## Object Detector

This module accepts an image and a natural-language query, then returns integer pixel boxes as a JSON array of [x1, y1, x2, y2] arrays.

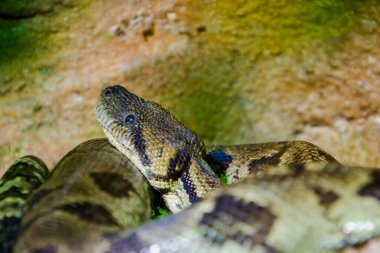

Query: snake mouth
[[103, 126, 134, 155], [95, 100, 134, 155]]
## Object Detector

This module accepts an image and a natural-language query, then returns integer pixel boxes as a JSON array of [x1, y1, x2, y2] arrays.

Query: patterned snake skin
[[107, 163, 380, 253], [1, 85, 380, 252], [1, 139, 153, 253], [0, 156, 49, 253]]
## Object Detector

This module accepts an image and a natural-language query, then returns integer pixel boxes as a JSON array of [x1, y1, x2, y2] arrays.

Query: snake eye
[[104, 88, 112, 96], [124, 114, 136, 125]]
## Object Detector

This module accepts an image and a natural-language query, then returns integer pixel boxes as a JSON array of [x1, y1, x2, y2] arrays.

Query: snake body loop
[[0, 156, 49, 253], [13, 139, 153, 253]]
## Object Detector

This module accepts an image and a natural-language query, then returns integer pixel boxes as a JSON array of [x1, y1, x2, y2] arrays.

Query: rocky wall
[[1, 0, 379, 172]]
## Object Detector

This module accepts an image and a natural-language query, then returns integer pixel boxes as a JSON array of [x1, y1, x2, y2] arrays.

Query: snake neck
[[162, 156, 222, 213], [103, 122, 222, 213]]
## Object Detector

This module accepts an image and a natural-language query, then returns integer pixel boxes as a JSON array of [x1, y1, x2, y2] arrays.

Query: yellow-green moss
[[0, 18, 56, 97], [0, 21, 39, 66], [192, 0, 371, 56]]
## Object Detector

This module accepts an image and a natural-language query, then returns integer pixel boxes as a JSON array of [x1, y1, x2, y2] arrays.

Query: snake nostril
[[104, 88, 112, 96]]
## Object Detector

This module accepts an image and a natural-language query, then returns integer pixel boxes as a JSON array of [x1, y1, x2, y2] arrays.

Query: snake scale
[[0, 85, 379, 253]]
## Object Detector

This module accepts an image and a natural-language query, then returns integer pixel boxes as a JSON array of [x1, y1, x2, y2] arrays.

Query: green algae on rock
[[190, 0, 371, 56]]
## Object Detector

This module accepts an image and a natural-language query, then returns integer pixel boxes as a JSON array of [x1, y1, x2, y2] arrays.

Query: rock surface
[[0, 0, 75, 19], [0, 0, 379, 171]]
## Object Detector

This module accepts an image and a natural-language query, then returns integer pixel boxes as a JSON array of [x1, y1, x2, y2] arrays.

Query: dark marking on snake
[[23, 155, 49, 173], [180, 167, 198, 203], [248, 145, 289, 172], [358, 170, 380, 201], [206, 147, 233, 179], [131, 127, 151, 167], [312, 186, 339, 208], [1, 162, 46, 183], [199, 194, 276, 247], [154, 148, 190, 182], [0, 217, 21, 253], [0, 185, 31, 200], [106, 232, 146, 253], [168, 148, 190, 177], [90, 172, 136, 198], [58, 202, 119, 226], [32, 245, 57, 253], [289, 163, 305, 176], [206, 147, 233, 169]]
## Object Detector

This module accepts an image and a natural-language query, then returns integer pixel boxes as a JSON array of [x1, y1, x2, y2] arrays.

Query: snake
[[1, 138, 154, 253], [1, 84, 380, 253]]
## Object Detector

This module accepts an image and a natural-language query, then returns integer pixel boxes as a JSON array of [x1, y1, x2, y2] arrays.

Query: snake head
[[95, 85, 206, 190]]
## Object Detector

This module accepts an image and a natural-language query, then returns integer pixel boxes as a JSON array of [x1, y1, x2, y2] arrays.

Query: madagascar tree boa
[[1, 85, 380, 253]]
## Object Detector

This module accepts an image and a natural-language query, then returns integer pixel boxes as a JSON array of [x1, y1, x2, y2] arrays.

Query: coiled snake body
[[1, 85, 380, 253]]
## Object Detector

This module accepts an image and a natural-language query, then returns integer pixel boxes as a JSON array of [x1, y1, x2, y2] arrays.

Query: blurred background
[[1, 0, 380, 174]]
